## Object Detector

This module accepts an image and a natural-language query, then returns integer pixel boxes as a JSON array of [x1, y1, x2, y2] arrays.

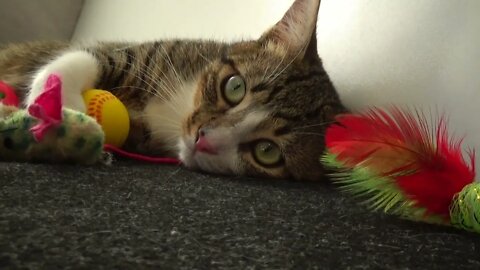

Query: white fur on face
[[144, 79, 197, 153], [178, 110, 269, 175]]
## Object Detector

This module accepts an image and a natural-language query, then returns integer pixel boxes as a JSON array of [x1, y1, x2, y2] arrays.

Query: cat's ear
[[260, 0, 320, 61]]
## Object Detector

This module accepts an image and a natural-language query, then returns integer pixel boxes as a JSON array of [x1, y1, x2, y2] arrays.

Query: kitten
[[0, 0, 346, 180]]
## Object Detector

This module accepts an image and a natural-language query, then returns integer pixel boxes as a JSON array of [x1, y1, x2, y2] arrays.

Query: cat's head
[[178, 0, 346, 180]]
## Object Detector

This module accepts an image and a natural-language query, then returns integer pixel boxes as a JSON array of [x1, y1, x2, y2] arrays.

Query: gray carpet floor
[[1, 160, 480, 269]]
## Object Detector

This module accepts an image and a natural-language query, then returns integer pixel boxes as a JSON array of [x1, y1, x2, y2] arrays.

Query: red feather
[[326, 107, 475, 217]]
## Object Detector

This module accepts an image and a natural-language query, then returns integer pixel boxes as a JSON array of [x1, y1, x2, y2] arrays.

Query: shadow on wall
[[0, 0, 84, 44]]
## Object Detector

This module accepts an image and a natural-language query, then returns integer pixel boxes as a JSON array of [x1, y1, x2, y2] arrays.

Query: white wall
[[316, 0, 480, 161], [74, 0, 480, 164], [73, 0, 293, 42]]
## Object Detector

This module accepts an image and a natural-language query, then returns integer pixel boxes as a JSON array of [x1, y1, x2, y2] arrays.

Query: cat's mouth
[[178, 137, 218, 166], [178, 137, 211, 166], [178, 135, 241, 175]]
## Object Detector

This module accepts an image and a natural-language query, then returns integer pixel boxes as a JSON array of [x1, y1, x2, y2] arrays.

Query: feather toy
[[321, 107, 480, 233]]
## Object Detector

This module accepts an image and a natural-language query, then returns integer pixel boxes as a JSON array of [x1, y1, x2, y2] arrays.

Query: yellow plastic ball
[[82, 89, 130, 147]]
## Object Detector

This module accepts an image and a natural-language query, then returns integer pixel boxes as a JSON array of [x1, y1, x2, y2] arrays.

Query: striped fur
[[0, 0, 346, 180]]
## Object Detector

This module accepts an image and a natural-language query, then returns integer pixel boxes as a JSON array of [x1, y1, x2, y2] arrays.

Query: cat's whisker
[[139, 115, 182, 130], [97, 55, 182, 114], [140, 50, 179, 99], [97, 52, 173, 101], [149, 133, 181, 144], [267, 40, 309, 84], [148, 131, 181, 147], [294, 132, 326, 137], [263, 40, 291, 85], [136, 113, 181, 126], [196, 47, 213, 65], [123, 53, 180, 103], [113, 45, 136, 51], [107, 85, 151, 93], [149, 129, 181, 137], [140, 113, 183, 133], [261, 66, 270, 84], [136, 55, 190, 117], [159, 44, 184, 87], [293, 121, 336, 130], [126, 71, 174, 104], [265, 43, 290, 83], [127, 52, 176, 96], [264, 58, 282, 85], [142, 67, 178, 105], [108, 84, 177, 110], [96, 56, 164, 99]]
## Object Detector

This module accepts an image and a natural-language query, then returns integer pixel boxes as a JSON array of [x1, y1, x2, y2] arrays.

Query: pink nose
[[195, 130, 218, 155]]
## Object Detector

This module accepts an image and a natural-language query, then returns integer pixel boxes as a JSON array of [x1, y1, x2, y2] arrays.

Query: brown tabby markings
[[0, 0, 347, 180]]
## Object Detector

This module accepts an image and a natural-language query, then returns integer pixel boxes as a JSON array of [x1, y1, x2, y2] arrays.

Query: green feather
[[450, 183, 480, 233], [321, 152, 447, 225]]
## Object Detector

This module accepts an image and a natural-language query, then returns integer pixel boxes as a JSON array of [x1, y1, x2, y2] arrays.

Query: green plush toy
[[0, 106, 105, 165], [0, 74, 106, 165]]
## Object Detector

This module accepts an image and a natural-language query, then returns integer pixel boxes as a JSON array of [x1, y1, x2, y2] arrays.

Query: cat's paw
[[25, 50, 100, 113], [62, 91, 87, 112], [27, 69, 87, 112]]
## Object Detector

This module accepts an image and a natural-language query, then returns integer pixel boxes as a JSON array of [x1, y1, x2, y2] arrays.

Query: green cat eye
[[253, 140, 282, 167], [223, 75, 246, 105]]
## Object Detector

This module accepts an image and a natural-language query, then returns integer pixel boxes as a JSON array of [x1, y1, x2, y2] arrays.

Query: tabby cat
[[0, 0, 346, 180]]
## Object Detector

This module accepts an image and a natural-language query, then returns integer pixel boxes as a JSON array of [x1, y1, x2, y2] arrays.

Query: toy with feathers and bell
[[321, 107, 480, 234]]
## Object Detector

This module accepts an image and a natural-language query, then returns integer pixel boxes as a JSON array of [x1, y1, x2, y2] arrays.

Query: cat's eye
[[252, 140, 283, 167], [223, 75, 246, 105]]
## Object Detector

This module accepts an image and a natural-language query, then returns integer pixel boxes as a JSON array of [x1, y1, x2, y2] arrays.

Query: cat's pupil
[[253, 140, 282, 167], [223, 75, 246, 105], [260, 144, 272, 153]]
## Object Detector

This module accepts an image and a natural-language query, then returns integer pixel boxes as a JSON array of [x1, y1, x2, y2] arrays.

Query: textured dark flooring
[[1, 161, 480, 269]]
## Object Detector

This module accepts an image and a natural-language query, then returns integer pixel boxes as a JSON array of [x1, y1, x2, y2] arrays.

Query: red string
[[104, 144, 182, 165]]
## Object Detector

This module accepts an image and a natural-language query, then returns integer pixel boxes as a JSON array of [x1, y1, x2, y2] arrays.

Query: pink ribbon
[[28, 74, 63, 141]]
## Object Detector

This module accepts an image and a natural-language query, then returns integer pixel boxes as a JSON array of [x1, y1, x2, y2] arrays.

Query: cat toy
[[321, 107, 480, 234], [0, 80, 19, 107], [0, 75, 180, 165], [83, 89, 129, 147], [0, 75, 105, 164]]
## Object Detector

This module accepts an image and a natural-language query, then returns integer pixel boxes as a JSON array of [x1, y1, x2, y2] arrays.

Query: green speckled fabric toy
[[0, 106, 104, 165], [0, 74, 105, 165]]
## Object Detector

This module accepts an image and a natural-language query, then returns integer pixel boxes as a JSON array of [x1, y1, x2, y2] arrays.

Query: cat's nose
[[195, 128, 218, 155]]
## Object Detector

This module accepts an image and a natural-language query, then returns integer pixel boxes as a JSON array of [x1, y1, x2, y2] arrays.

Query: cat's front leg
[[26, 50, 100, 112]]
